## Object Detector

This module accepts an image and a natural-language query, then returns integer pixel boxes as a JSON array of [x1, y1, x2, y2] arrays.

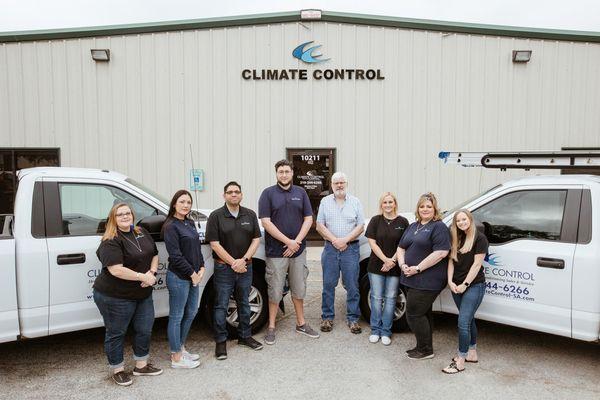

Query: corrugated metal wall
[[1, 21, 600, 215]]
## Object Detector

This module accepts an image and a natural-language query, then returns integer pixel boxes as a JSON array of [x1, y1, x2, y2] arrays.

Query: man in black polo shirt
[[205, 181, 263, 360]]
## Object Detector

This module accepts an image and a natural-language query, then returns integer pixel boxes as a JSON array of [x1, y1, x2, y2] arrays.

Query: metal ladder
[[438, 151, 600, 170]]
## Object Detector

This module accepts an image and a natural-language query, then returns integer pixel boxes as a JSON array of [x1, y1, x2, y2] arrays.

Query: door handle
[[57, 253, 86, 265], [536, 257, 565, 269]]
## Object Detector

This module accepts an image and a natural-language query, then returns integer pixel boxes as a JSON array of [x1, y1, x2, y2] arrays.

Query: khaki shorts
[[265, 250, 309, 303]]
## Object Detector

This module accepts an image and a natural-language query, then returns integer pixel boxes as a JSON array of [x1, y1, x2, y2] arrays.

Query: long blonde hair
[[450, 209, 476, 261], [378, 192, 398, 215], [101, 203, 141, 241], [414, 192, 443, 222]]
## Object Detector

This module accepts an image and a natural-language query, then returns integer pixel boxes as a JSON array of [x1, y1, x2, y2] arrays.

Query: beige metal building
[[1, 11, 600, 216]]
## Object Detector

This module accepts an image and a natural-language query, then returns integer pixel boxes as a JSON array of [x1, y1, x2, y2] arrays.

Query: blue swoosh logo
[[292, 41, 330, 63], [484, 252, 502, 267]]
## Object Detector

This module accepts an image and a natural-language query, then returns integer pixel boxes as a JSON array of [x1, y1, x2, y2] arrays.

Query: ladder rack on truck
[[438, 151, 600, 170]]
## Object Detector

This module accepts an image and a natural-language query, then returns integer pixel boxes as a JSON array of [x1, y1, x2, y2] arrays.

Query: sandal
[[453, 356, 478, 363], [442, 361, 465, 374]]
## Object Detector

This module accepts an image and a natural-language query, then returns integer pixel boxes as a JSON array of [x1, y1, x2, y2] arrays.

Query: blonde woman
[[365, 192, 408, 345], [397, 192, 450, 360], [93, 203, 162, 386], [442, 209, 488, 374]]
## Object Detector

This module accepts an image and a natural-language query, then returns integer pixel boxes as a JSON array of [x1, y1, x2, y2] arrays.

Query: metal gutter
[[1, 10, 599, 43]]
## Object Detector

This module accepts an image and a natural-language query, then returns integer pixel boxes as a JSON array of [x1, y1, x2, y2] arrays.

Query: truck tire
[[202, 261, 269, 338], [359, 274, 409, 332]]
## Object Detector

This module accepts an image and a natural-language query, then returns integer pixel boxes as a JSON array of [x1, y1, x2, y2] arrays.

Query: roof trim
[[1, 10, 600, 43]]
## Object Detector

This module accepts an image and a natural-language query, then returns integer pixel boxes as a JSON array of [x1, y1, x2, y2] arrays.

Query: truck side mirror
[[137, 215, 166, 242]]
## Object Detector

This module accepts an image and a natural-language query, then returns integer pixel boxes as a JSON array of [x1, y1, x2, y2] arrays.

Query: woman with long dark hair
[[442, 209, 488, 374], [94, 202, 162, 386], [163, 190, 205, 369]]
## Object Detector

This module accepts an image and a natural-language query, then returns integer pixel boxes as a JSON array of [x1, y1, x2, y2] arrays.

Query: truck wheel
[[359, 275, 409, 332], [202, 265, 269, 338]]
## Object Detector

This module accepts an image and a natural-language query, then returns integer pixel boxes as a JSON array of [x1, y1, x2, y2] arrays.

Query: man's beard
[[334, 188, 345, 197], [277, 179, 291, 188]]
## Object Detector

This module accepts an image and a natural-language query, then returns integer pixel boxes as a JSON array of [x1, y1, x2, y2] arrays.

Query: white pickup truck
[[358, 174, 600, 342], [0, 167, 269, 343]]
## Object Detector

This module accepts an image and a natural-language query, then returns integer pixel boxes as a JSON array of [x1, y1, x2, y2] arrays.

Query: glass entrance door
[[286, 148, 336, 241]]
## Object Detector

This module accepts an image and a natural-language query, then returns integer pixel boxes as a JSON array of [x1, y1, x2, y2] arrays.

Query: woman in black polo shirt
[[163, 190, 205, 369], [94, 203, 162, 386], [397, 192, 450, 360], [442, 209, 488, 374], [365, 192, 408, 345]]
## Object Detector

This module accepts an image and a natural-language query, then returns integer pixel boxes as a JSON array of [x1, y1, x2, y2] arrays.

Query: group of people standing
[[91, 159, 488, 386]]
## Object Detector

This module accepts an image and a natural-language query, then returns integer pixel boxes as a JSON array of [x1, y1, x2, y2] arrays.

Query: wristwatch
[[244, 257, 250, 263], [415, 266, 421, 274], [463, 281, 470, 287]]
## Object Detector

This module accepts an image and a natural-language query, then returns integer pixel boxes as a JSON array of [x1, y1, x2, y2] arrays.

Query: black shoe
[[133, 363, 163, 376], [238, 336, 264, 351], [407, 350, 435, 360], [215, 341, 227, 360], [405, 346, 418, 354], [112, 371, 133, 386]]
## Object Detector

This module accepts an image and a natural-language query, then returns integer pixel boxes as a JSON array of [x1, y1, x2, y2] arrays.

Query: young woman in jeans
[[442, 209, 488, 374], [163, 190, 205, 369], [94, 203, 162, 386], [365, 192, 408, 345], [397, 193, 450, 360]]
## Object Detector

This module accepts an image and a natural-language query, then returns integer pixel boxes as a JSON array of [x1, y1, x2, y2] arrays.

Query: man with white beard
[[316, 172, 365, 334]]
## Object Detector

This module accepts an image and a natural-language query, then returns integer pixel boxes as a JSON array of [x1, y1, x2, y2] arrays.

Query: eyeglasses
[[421, 192, 435, 200], [225, 190, 241, 195], [116, 211, 132, 218], [333, 181, 347, 185]]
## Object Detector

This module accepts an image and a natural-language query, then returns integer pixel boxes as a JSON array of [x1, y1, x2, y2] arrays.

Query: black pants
[[406, 287, 441, 354]]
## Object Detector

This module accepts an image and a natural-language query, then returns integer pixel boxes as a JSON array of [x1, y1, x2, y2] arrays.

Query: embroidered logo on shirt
[[291, 197, 302, 201], [240, 222, 251, 226]]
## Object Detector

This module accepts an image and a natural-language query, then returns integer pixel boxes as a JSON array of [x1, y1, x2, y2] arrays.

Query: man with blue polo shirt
[[258, 159, 320, 345], [316, 172, 365, 334]]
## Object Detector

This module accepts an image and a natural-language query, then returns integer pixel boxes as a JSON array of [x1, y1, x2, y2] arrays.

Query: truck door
[[441, 188, 578, 338], [42, 179, 167, 335], [0, 216, 19, 343]]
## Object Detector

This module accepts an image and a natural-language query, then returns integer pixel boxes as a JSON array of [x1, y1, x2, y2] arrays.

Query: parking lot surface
[[1, 247, 599, 400]]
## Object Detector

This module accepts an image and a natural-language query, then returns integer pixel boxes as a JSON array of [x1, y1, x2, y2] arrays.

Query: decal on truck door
[[483, 253, 536, 302]]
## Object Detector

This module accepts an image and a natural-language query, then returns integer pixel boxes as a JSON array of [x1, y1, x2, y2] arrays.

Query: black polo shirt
[[205, 204, 261, 262]]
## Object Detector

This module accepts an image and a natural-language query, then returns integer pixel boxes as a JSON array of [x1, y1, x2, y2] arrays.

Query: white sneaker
[[182, 349, 200, 361], [171, 357, 200, 369], [369, 334, 380, 343], [381, 336, 391, 346]]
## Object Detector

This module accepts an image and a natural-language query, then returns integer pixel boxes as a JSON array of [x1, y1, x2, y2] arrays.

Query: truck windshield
[[125, 178, 170, 206], [443, 184, 502, 217]]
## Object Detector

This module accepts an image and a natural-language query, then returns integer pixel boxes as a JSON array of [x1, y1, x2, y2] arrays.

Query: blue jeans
[[451, 282, 486, 357], [93, 289, 155, 369], [321, 241, 360, 323], [213, 263, 252, 343], [167, 270, 200, 353], [368, 273, 399, 337]]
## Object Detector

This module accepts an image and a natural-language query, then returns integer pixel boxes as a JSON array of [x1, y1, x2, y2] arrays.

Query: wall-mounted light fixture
[[300, 9, 322, 20], [512, 50, 532, 63], [91, 49, 110, 62]]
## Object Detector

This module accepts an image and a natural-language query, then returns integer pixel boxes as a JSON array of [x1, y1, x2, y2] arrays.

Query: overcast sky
[[1, 0, 599, 33]]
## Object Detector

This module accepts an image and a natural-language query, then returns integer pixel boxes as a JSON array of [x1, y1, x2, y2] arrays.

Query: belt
[[326, 240, 359, 245]]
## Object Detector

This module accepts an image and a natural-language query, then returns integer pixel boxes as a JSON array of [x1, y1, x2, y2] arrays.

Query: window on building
[[471, 190, 567, 244], [0, 148, 60, 215]]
